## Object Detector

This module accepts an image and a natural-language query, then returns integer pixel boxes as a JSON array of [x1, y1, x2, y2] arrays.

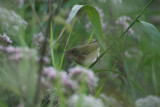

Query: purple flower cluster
[[42, 66, 99, 94], [32, 32, 44, 48], [68, 66, 98, 88], [43, 67, 57, 80], [0, 46, 36, 61], [0, 46, 50, 65], [32, 32, 50, 50], [0, 33, 12, 45], [116, 16, 134, 34]]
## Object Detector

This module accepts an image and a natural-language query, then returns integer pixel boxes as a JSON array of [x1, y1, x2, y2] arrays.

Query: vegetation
[[0, 0, 160, 107]]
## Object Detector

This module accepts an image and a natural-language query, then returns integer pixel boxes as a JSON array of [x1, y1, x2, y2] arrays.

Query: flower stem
[[120, 0, 154, 37]]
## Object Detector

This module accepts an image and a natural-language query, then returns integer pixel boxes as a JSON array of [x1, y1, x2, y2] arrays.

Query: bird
[[65, 41, 100, 66]]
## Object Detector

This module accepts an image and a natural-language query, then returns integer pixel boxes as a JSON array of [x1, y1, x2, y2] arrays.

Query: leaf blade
[[66, 5, 105, 49]]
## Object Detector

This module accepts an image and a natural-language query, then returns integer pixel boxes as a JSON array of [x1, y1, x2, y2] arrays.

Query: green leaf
[[67, 5, 105, 49], [138, 20, 160, 53], [67, 5, 83, 23]]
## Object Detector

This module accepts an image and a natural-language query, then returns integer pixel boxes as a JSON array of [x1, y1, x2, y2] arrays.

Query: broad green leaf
[[67, 5, 83, 23], [67, 5, 105, 49], [138, 20, 160, 53]]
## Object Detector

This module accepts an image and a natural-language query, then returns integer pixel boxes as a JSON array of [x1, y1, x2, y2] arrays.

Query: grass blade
[[50, 21, 56, 67], [59, 17, 76, 71]]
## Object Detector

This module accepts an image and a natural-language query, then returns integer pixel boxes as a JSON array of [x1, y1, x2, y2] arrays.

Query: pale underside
[[83, 47, 99, 65], [74, 47, 100, 66]]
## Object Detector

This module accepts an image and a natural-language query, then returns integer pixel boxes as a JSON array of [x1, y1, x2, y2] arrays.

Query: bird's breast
[[82, 48, 100, 66]]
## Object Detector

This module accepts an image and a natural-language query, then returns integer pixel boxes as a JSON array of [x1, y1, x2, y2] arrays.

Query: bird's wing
[[79, 42, 100, 55]]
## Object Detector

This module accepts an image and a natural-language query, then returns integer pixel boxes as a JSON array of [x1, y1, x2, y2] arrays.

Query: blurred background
[[0, 0, 160, 107]]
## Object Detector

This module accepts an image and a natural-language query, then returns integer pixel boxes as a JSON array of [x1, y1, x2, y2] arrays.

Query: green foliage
[[67, 5, 105, 48], [0, 0, 160, 107], [138, 20, 160, 53], [0, 99, 8, 107]]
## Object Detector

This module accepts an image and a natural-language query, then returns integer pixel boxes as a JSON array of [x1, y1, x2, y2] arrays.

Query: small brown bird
[[65, 41, 100, 66]]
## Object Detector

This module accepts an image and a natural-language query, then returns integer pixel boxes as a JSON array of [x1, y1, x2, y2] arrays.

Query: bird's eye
[[71, 50, 74, 53]]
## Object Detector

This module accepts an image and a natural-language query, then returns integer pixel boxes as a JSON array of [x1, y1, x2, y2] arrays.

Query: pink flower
[[0, 33, 12, 45], [116, 16, 134, 34], [61, 72, 77, 90], [68, 66, 99, 88], [43, 67, 57, 80]]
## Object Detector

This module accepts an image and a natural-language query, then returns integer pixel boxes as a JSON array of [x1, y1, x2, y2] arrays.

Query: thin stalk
[[29, 0, 45, 34], [50, 21, 56, 67], [33, 0, 62, 105], [93, 69, 124, 76], [53, 27, 66, 44], [89, 44, 113, 68], [90, 0, 154, 68], [120, 0, 154, 37], [59, 17, 76, 71], [56, 75, 65, 107], [95, 80, 105, 98], [77, 74, 87, 107]]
